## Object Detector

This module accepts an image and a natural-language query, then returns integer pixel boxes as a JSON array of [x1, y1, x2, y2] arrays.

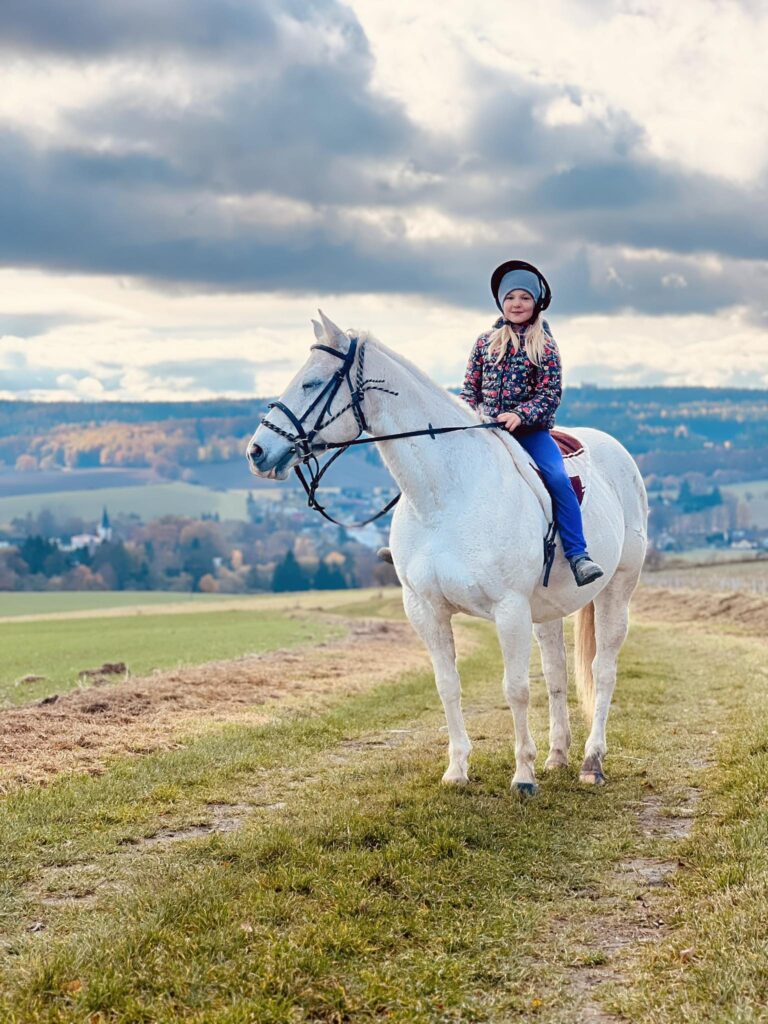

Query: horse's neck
[[362, 341, 524, 517]]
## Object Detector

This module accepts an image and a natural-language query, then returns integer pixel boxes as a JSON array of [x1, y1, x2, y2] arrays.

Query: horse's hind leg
[[580, 567, 639, 785], [534, 618, 571, 770], [402, 587, 471, 784]]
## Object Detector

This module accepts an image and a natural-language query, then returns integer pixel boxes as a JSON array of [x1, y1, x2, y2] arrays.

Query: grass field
[[0, 482, 279, 526], [0, 609, 340, 706], [0, 591, 234, 618], [0, 587, 389, 623], [0, 590, 765, 1021]]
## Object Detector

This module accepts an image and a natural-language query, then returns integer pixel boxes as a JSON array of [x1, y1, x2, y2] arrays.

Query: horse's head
[[247, 310, 369, 479]]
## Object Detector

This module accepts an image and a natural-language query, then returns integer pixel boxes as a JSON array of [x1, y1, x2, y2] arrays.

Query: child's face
[[502, 289, 535, 324]]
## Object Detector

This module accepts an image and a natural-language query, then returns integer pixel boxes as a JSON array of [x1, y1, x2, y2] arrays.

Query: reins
[[258, 336, 558, 585]]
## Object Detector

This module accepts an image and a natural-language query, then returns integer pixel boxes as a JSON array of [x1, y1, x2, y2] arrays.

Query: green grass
[[0, 610, 340, 705], [0, 604, 765, 1021], [0, 587, 398, 621], [0, 591, 234, 618], [0, 483, 279, 526]]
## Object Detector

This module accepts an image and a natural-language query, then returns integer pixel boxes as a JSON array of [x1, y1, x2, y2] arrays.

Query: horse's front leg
[[402, 587, 471, 784], [533, 617, 571, 770], [495, 596, 537, 795]]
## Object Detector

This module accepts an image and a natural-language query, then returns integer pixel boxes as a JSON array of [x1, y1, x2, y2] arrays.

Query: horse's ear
[[311, 318, 325, 343], [318, 309, 347, 349]]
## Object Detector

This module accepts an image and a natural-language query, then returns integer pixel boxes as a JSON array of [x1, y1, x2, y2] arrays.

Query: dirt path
[[0, 616, 451, 787], [631, 584, 768, 632]]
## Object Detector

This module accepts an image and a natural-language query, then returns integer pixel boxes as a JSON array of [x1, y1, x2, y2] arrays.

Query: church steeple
[[98, 506, 112, 542]]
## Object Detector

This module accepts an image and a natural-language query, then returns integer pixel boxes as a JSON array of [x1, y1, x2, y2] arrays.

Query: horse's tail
[[574, 600, 596, 722]]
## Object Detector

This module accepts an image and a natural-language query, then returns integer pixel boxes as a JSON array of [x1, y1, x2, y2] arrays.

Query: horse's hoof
[[513, 782, 539, 797], [545, 755, 569, 771], [579, 770, 606, 786], [442, 770, 469, 786]]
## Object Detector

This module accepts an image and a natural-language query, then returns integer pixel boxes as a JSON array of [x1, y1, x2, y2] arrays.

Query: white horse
[[248, 312, 648, 795]]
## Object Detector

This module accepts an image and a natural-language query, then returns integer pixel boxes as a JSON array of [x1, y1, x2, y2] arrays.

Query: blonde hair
[[487, 315, 550, 367]]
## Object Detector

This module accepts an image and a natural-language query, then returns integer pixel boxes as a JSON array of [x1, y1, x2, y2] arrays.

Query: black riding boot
[[568, 553, 604, 586]]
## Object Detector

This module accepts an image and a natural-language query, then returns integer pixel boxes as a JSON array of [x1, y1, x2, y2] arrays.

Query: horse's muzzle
[[247, 442, 295, 480]]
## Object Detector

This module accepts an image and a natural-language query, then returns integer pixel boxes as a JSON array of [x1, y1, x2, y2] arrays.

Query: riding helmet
[[491, 259, 552, 323]]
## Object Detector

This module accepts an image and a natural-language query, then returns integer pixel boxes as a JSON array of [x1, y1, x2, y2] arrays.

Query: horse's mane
[[347, 329, 550, 512], [350, 329, 480, 423]]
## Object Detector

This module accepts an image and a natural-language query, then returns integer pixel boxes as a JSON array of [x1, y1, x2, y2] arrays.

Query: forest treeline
[[1, 387, 767, 479]]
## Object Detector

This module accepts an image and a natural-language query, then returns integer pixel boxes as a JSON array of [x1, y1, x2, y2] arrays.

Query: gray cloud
[[0, 0, 765, 322], [146, 357, 287, 392], [0, 0, 278, 56], [0, 313, 92, 337], [0, 349, 77, 391]]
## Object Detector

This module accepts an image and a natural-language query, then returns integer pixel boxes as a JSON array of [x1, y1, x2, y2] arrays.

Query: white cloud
[[2, 267, 767, 400], [560, 306, 768, 388], [349, 0, 768, 183]]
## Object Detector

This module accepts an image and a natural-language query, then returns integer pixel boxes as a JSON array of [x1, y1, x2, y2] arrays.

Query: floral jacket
[[459, 318, 562, 431]]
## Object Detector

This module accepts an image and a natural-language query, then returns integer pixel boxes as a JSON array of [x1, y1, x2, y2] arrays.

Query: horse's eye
[[302, 380, 322, 391]]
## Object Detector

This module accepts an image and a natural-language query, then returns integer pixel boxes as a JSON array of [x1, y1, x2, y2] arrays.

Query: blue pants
[[515, 429, 588, 559]]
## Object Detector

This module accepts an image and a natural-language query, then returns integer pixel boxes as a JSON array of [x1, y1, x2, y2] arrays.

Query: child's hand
[[496, 412, 522, 433]]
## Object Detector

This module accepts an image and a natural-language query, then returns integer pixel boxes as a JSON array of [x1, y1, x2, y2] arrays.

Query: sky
[[0, 0, 767, 401]]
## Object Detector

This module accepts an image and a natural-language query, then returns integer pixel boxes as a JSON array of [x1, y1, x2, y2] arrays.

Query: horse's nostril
[[249, 443, 263, 460]]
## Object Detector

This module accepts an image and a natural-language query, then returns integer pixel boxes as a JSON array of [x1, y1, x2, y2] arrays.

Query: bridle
[[256, 335, 558, 584], [260, 336, 396, 461], [258, 336, 401, 527]]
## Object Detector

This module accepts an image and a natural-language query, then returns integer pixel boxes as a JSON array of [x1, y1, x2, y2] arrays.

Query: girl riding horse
[[459, 259, 603, 586]]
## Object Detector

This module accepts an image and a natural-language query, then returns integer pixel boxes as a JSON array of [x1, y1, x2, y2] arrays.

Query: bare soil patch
[[565, 782, 702, 1020], [632, 585, 768, 633], [0, 617, 435, 787]]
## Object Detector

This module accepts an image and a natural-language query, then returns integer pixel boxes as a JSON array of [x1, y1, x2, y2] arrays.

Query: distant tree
[[92, 541, 137, 590], [15, 454, 37, 472], [246, 492, 259, 523], [271, 550, 310, 592], [179, 522, 223, 588], [314, 561, 348, 590], [43, 546, 71, 577], [676, 479, 693, 506], [74, 447, 102, 468], [19, 536, 61, 576], [245, 565, 267, 591], [198, 573, 220, 593], [0, 549, 24, 591], [62, 564, 107, 591]]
